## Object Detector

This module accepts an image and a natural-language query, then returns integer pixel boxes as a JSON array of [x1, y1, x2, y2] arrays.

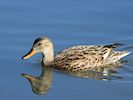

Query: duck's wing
[[52, 45, 115, 71]]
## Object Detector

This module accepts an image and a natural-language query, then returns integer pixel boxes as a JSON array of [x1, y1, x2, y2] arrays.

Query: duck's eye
[[38, 43, 42, 46]]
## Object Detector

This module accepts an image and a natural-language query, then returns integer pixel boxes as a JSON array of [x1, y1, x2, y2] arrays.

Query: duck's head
[[22, 37, 53, 60], [21, 73, 50, 95]]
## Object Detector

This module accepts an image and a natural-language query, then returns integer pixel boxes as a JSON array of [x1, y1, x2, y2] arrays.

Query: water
[[0, 0, 133, 99]]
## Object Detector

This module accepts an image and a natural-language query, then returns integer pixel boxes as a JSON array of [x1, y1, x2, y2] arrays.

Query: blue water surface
[[0, 0, 133, 100]]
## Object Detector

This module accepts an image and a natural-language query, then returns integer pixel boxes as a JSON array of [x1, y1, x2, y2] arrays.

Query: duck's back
[[52, 45, 130, 71]]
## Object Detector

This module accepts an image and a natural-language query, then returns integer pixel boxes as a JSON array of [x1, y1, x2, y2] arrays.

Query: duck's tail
[[104, 43, 124, 48], [108, 51, 131, 63], [117, 51, 131, 60]]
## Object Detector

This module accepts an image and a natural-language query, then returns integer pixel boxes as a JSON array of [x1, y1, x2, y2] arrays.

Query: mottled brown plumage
[[52, 45, 130, 71]]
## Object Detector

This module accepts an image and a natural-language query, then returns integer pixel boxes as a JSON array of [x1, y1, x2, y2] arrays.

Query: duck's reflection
[[22, 62, 122, 95], [22, 67, 52, 95]]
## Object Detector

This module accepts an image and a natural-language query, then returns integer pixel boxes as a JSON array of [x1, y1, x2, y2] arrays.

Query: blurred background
[[0, 0, 133, 100]]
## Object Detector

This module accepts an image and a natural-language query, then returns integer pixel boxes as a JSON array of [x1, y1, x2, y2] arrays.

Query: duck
[[21, 67, 52, 95], [22, 36, 131, 72]]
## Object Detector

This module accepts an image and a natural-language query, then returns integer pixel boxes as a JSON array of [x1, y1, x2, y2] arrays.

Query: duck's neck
[[42, 47, 54, 66]]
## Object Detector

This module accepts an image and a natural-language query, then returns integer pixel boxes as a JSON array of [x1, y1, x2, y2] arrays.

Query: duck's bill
[[22, 49, 36, 60]]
